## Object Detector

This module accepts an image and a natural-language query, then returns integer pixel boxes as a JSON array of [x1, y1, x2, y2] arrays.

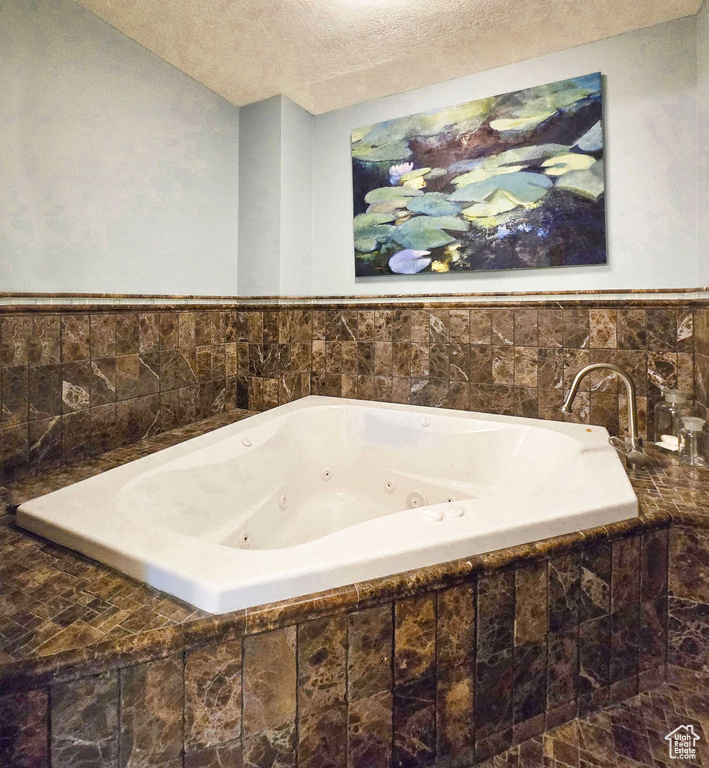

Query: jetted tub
[[17, 396, 638, 613]]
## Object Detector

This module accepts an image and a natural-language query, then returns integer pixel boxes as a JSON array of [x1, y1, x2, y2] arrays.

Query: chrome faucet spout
[[562, 363, 647, 468]]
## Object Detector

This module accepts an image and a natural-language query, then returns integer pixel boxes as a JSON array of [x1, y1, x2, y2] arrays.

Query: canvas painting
[[351, 73, 605, 276]]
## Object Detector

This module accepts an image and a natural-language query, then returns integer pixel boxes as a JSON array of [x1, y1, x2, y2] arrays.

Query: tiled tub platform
[[0, 411, 707, 768]]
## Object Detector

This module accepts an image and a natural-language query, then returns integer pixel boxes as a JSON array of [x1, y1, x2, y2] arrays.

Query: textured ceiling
[[77, 0, 702, 114]]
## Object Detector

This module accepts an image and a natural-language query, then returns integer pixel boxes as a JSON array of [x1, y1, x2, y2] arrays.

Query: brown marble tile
[[648, 351, 678, 396], [393, 676, 435, 768], [563, 309, 590, 349], [477, 570, 515, 660], [589, 309, 617, 349], [409, 344, 429, 378], [491, 309, 514, 346], [548, 552, 580, 633], [467, 344, 491, 384], [0, 688, 48, 768], [115, 393, 160, 444], [436, 582, 475, 670], [669, 525, 709, 604], [179, 312, 197, 348], [243, 627, 296, 737], [29, 364, 61, 420], [392, 343, 411, 378], [297, 704, 347, 768], [639, 596, 667, 671], [374, 342, 393, 377], [62, 315, 90, 362], [89, 315, 116, 359], [578, 615, 611, 698], [91, 403, 119, 454], [538, 309, 563, 347], [298, 613, 346, 717], [62, 409, 92, 463], [538, 387, 564, 421], [357, 342, 375, 375], [61, 360, 91, 413], [90, 358, 117, 406], [394, 594, 436, 684], [390, 309, 410, 342], [29, 416, 62, 471], [610, 607, 639, 685], [514, 346, 538, 388], [119, 655, 184, 768], [184, 741, 243, 768], [429, 309, 449, 343], [449, 309, 469, 343], [29, 316, 61, 366], [580, 542, 611, 622], [115, 354, 160, 400], [348, 603, 393, 702], [678, 307, 694, 352], [492, 346, 514, 385], [537, 347, 563, 390], [161, 349, 197, 391], [514, 640, 547, 723], [115, 314, 140, 355], [242, 723, 295, 768], [515, 560, 547, 645], [347, 691, 392, 768], [1, 365, 29, 425], [185, 639, 242, 751], [475, 648, 514, 739], [156, 312, 179, 351], [1, 422, 30, 480], [138, 313, 160, 353], [375, 310, 393, 341], [514, 308, 538, 347], [547, 629, 578, 710], [469, 309, 491, 345], [448, 343, 469, 381], [428, 343, 448, 380], [436, 665, 474, 768], [640, 529, 669, 600], [611, 536, 641, 612], [51, 672, 118, 768], [646, 308, 677, 352], [668, 596, 708, 673], [1, 316, 31, 367]]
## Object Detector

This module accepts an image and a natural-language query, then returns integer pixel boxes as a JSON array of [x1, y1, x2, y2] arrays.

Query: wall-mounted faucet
[[561, 363, 649, 469]]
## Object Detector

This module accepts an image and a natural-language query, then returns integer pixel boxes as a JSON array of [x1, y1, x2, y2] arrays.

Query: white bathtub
[[17, 396, 637, 614]]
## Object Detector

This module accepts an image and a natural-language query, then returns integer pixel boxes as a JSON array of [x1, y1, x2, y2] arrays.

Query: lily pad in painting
[[364, 186, 423, 204], [406, 193, 462, 217], [555, 167, 604, 200], [354, 213, 397, 252], [392, 215, 469, 250], [449, 172, 552, 205], [542, 153, 596, 176], [388, 249, 433, 274]]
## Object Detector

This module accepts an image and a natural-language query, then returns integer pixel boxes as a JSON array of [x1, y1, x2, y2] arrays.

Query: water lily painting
[[351, 73, 605, 276]]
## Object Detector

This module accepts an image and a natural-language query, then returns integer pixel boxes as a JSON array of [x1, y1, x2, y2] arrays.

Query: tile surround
[[1, 300, 706, 484], [0, 298, 708, 767]]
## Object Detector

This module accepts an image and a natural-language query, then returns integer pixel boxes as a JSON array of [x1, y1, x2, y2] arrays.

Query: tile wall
[[0, 527, 667, 768], [0, 302, 701, 484]]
